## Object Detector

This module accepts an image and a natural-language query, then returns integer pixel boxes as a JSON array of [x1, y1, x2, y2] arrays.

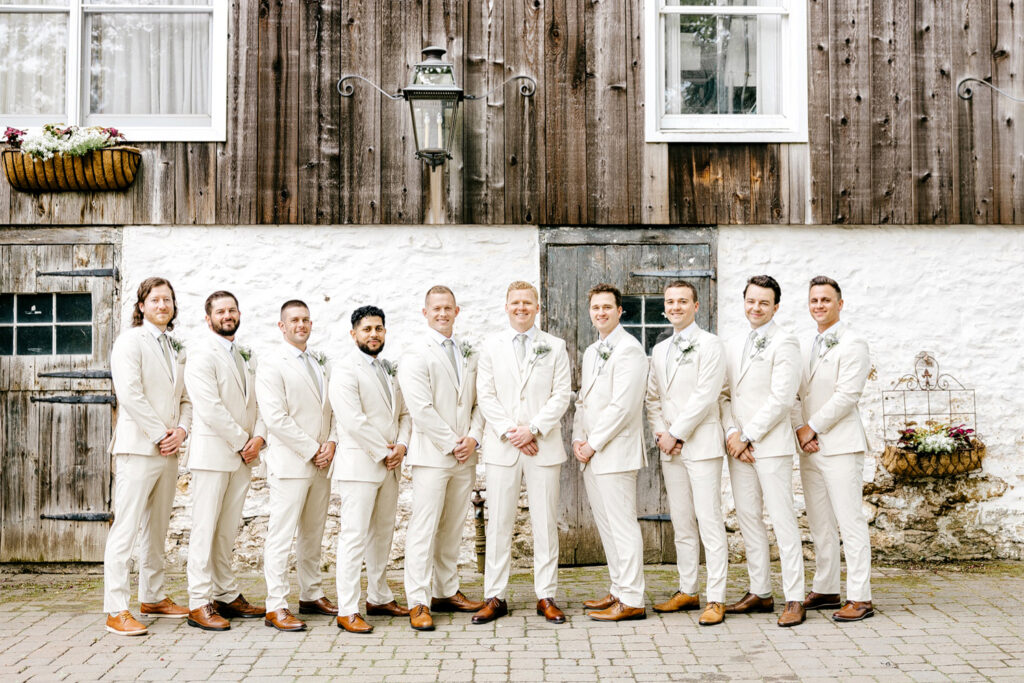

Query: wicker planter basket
[[2, 146, 141, 192], [880, 443, 986, 478]]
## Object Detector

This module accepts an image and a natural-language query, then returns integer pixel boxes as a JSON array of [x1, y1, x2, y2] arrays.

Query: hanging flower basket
[[2, 125, 141, 192], [880, 442, 986, 478]]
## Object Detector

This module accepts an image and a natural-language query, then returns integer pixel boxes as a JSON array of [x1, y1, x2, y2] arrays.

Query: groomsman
[[256, 300, 338, 632], [572, 283, 648, 622], [104, 277, 192, 635], [719, 275, 805, 627], [328, 306, 412, 633], [473, 281, 572, 625], [399, 285, 486, 631], [183, 291, 266, 631], [645, 280, 729, 627], [793, 276, 874, 622]]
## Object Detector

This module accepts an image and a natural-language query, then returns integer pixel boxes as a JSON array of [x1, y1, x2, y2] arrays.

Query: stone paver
[[1, 563, 1023, 681]]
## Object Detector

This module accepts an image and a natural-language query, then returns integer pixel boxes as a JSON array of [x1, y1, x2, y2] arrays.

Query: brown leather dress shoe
[[214, 594, 265, 619], [588, 602, 646, 622], [140, 597, 189, 618], [832, 600, 874, 622], [409, 604, 435, 631], [777, 601, 806, 627], [431, 591, 485, 613], [582, 593, 618, 610], [337, 613, 374, 633], [366, 600, 410, 617], [298, 597, 339, 616], [536, 598, 566, 624], [698, 602, 725, 626], [652, 591, 701, 613], [725, 593, 774, 614], [471, 597, 508, 624], [803, 591, 842, 610], [264, 608, 307, 632], [105, 611, 148, 636], [187, 603, 230, 631]]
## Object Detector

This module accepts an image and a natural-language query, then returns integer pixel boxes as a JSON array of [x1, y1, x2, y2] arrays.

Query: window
[[621, 295, 673, 356], [0, 1, 227, 142], [644, 0, 807, 142], [0, 293, 93, 356]]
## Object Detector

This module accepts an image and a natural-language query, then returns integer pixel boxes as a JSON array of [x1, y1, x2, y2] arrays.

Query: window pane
[[87, 12, 211, 117], [664, 13, 780, 115], [17, 294, 53, 322], [0, 327, 11, 355], [56, 325, 92, 355], [0, 13, 67, 116], [621, 296, 642, 325], [0, 293, 12, 323], [644, 297, 667, 324], [86, 0, 211, 5], [17, 325, 52, 355], [624, 326, 643, 347], [56, 293, 92, 323], [646, 326, 674, 355]]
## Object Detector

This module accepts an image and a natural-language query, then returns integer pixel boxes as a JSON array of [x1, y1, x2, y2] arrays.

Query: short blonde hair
[[506, 281, 539, 302], [425, 284, 456, 305]]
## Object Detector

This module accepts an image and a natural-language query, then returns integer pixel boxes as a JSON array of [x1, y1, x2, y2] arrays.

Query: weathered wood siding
[[0, 0, 1020, 225]]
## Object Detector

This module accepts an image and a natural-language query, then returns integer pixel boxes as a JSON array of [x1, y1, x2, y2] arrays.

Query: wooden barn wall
[[0, 0, 1020, 226]]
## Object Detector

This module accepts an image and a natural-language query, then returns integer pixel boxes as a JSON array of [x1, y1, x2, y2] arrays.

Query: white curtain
[[0, 12, 68, 117]]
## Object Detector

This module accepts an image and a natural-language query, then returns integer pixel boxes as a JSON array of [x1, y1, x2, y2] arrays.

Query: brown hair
[[506, 280, 539, 301], [664, 279, 698, 303], [425, 284, 456, 305], [743, 275, 782, 304], [204, 290, 238, 316], [588, 283, 622, 308], [131, 277, 177, 329], [280, 299, 309, 320], [809, 275, 842, 299]]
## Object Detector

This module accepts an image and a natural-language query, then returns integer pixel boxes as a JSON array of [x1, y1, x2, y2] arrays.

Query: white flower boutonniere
[[381, 359, 398, 377], [309, 349, 328, 366], [673, 336, 697, 364], [750, 335, 769, 359], [597, 341, 612, 362], [236, 344, 252, 363], [459, 340, 475, 359], [820, 333, 839, 355]]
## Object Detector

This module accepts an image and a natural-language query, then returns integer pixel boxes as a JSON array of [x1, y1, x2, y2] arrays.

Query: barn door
[[0, 243, 119, 562], [541, 228, 717, 566]]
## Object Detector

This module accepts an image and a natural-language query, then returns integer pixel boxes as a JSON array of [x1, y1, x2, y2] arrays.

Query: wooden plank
[[667, 144, 698, 224], [624, 0, 644, 224], [992, 0, 1024, 223], [257, 0, 300, 224], [299, 0, 342, 224], [0, 149, 10, 223], [912, 0, 955, 223], [584, 0, 628, 224], [750, 144, 781, 223], [131, 143, 176, 225], [422, 0, 464, 224], [217, 0, 259, 225], [807, 0, 833, 223], [339, 0, 381, 224], [0, 227, 121, 245], [544, 0, 588, 224], [504, 0, 547, 224], [642, 143, 670, 224], [830, 0, 871, 224], [952, 0, 994, 224], [175, 144, 217, 225], [722, 146, 751, 224], [464, 0, 505, 224]]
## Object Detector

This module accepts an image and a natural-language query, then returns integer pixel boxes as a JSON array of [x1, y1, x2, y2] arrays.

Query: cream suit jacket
[[719, 324, 801, 458], [110, 325, 192, 456], [571, 326, 648, 475], [397, 334, 484, 469], [476, 329, 572, 467], [646, 327, 727, 462], [255, 344, 337, 479], [792, 324, 870, 456], [184, 334, 266, 472], [329, 350, 412, 484]]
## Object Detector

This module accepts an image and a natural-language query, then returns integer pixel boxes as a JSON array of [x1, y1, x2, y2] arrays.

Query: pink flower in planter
[[3, 127, 26, 147]]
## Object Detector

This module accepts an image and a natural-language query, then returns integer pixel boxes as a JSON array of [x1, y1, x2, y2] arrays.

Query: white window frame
[[0, 2, 227, 142], [644, 1, 807, 143]]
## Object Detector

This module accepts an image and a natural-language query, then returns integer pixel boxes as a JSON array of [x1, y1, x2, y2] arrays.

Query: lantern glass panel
[[412, 64, 456, 86], [409, 96, 459, 154]]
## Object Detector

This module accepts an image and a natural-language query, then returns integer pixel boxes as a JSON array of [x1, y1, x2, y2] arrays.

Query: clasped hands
[[451, 436, 478, 463], [505, 425, 539, 456], [158, 427, 187, 456], [572, 439, 595, 464], [726, 431, 756, 463], [796, 424, 820, 453], [239, 436, 265, 464], [384, 443, 407, 470], [313, 441, 336, 469]]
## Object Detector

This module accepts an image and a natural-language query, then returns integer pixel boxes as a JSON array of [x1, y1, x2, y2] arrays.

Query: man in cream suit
[[473, 281, 572, 625], [103, 277, 192, 636], [256, 299, 338, 632], [792, 276, 874, 622], [399, 285, 486, 631], [645, 280, 729, 627], [183, 291, 266, 631], [719, 275, 805, 627], [572, 283, 648, 622], [329, 305, 412, 634]]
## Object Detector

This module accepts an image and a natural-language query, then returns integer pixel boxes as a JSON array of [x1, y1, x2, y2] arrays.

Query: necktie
[[672, 334, 687, 364], [302, 352, 321, 398], [158, 333, 174, 375], [443, 338, 459, 376], [810, 334, 823, 372], [372, 359, 393, 408], [743, 330, 758, 359], [514, 333, 527, 365], [231, 344, 246, 393]]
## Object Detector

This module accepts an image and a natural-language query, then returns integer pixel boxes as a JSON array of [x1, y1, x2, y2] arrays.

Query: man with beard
[[183, 291, 267, 630], [328, 305, 412, 633]]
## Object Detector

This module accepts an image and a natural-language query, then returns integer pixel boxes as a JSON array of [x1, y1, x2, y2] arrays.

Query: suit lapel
[[142, 330, 175, 383], [360, 358, 394, 414], [216, 340, 246, 396], [735, 334, 753, 384], [809, 326, 841, 380], [426, 338, 459, 390], [292, 352, 322, 401], [580, 345, 600, 398]]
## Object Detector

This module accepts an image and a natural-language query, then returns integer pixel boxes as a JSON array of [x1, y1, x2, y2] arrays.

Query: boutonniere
[[309, 349, 327, 366], [236, 344, 252, 363], [532, 342, 552, 359], [167, 335, 184, 354], [380, 359, 398, 377], [673, 336, 697, 364], [597, 341, 612, 361], [459, 340, 475, 359], [750, 335, 769, 358], [820, 333, 839, 355]]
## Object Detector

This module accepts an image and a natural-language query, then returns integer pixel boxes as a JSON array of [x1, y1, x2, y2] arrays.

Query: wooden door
[[0, 243, 120, 562], [541, 227, 717, 565]]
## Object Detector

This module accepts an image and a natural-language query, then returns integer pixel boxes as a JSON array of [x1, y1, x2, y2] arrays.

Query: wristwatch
[[529, 424, 541, 437]]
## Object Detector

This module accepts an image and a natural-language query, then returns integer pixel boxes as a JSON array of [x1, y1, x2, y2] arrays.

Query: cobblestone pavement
[[2, 563, 1023, 682]]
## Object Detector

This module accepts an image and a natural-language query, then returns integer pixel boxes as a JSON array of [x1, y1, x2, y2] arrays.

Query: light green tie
[[230, 343, 247, 392], [302, 352, 321, 398], [442, 338, 459, 376], [810, 334, 823, 373], [158, 333, 174, 375], [372, 359, 392, 408], [514, 333, 527, 365]]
